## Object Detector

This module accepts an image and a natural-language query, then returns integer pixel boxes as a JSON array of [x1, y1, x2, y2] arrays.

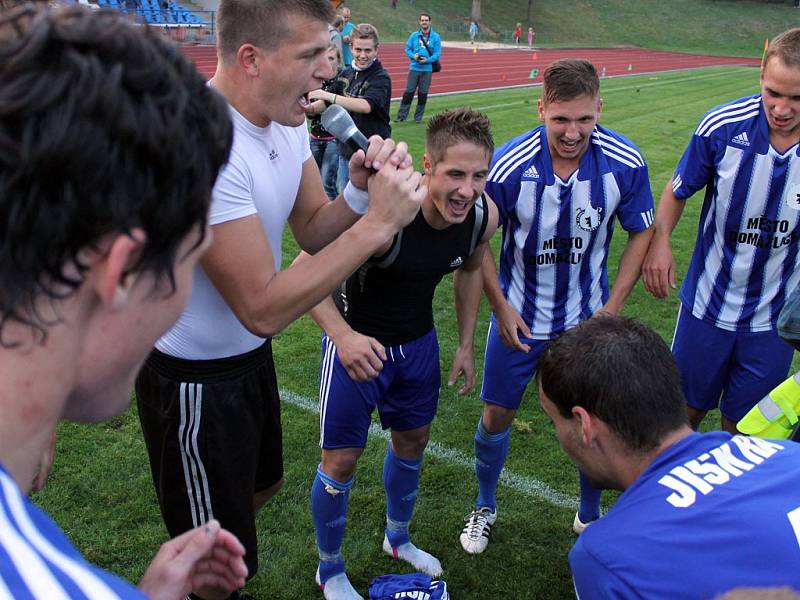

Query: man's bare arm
[[449, 198, 499, 393], [203, 152, 425, 338], [308, 90, 371, 114], [309, 291, 387, 382], [602, 227, 654, 315], [481, 243, 532, 352], [290, 138, 413, 253], [288, 158, 361, 253], [642, 181, 687, 299]]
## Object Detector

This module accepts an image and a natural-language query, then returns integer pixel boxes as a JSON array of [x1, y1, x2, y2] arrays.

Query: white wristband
[[343, 181, 369, 215]]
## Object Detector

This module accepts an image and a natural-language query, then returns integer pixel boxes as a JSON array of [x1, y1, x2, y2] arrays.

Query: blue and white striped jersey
[[673, 94, 800, 333], [570, 433, 800, 599], [0, 465, 145, 599], [486, 124, 654, 340]]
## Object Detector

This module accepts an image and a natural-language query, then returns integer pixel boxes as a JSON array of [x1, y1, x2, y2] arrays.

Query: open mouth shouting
[[769, 112, 796, 130], [558, 137, 583, 155], [448, 197, 472, 220]]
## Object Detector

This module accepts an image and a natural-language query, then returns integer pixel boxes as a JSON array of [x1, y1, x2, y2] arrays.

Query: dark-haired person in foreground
[[308, 108, 498, 600], [538, 315, 800, 599], [460, 58, 654, 554], [134, 0, 424, 596], [0, 6, 247, 599]]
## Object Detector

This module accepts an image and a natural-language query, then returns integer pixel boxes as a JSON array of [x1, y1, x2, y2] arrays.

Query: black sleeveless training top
[[338, 194, 489, 346]]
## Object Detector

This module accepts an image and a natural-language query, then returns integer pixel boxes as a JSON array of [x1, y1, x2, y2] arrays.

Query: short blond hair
[[426, 108, 494, 165], [352, 22, 379, 46], [764, 28, 800, 70], [542, 58, 599, 105]]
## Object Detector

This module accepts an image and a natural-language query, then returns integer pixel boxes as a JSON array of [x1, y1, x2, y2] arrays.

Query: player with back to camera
[[538, 315, 800, 599]]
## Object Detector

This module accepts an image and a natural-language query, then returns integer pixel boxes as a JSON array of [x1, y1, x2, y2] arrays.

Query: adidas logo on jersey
[[269, 148, 279, 160], [449, 256, 463, 268], [731, 132, 750, 147], [522, 165, 539, 179]]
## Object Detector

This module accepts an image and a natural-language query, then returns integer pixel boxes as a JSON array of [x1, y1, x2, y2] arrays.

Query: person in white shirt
[[134, 1, 425, 597]]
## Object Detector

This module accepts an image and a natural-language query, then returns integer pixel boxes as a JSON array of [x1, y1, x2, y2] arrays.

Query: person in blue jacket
[[395, 11, 441, 123], [538, 315, 800, 600]]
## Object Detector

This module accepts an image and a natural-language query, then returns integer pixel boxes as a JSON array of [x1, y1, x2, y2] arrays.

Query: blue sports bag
[[368, 573, 449, 599]]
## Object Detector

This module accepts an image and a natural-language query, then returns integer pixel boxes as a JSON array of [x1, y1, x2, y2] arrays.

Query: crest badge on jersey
[[576, 205, 603, 232], [786, 184, 800, 211]]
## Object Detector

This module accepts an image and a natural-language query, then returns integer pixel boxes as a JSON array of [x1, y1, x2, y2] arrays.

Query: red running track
[[181, 43, 759, 99]]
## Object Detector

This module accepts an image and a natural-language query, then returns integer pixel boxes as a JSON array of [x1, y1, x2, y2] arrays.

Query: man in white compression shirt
[[134, 1, 425, 597]]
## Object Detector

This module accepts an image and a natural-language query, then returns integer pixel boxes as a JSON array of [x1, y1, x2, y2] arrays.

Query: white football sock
[[316, 569, 363, 600], [382, 535, 443, 577]]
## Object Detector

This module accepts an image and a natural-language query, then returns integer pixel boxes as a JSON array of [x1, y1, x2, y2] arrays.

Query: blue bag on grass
[[368, 573, 449, 599]]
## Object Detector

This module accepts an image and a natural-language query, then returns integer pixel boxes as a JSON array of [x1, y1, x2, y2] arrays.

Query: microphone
[[321, 104, 370, 157]]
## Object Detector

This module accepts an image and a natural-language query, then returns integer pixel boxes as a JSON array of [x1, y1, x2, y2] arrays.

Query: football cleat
[[459, 507, 497, 554]]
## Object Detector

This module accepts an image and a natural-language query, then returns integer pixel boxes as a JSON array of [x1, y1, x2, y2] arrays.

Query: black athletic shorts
[[135, 341, 282, 578]]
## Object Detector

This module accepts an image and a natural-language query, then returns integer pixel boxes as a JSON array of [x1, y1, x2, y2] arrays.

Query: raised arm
[[202, 141, 425, 338]]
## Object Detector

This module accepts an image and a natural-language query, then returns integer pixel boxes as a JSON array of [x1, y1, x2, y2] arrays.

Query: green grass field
[[345, 0, 796, 57], [33, 65, 766, 598]]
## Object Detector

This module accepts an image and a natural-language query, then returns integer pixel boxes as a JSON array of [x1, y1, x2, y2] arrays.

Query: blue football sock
[[311, 465, 353, 583], [474, 418, 510, 511], [383, 443, 423, 548], [578, 469, 601, 523]]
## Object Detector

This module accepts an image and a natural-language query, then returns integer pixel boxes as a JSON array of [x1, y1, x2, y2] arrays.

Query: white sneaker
[[572, 511, 597, 535], [382, 535, 443, 577], [315, 567, 363, 600], [459, 507, 497, 554]]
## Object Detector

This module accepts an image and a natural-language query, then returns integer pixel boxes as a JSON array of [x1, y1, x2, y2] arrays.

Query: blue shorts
[[672, 304, 794, 422], [318, 328, 440, 449], [480, 315, 550, 410]]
